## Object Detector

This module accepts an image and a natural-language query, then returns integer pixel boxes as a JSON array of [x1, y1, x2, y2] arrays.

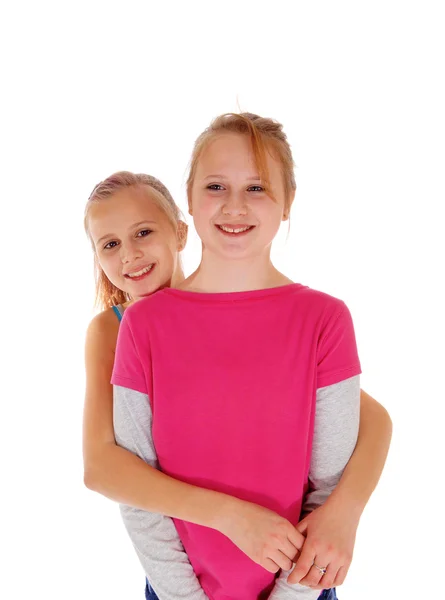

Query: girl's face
[[88, 186, 184, 301], [190, 133, 289, 261]]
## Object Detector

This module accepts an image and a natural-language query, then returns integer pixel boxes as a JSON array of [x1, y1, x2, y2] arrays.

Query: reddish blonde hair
[[84, 171, 183, 310], [187, 113, 296, 213]]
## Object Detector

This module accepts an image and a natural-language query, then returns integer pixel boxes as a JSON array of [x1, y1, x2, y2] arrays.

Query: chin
[[139, 288, 158, 298], [130, 284, 157, 299]]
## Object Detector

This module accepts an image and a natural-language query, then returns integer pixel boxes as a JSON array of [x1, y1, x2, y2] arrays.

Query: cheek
[[261, 200, 285, 221], [193, 196, 219, 230], [150, 239, 177, 263], [256, 206, 284, 237], [193, 213, 212, 239], [194, 191, 220, 214], [98, 254, 121, 282]]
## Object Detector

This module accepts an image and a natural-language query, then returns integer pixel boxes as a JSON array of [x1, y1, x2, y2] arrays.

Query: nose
[[119, 240, 143, 264], [222, 190, 248, 216]]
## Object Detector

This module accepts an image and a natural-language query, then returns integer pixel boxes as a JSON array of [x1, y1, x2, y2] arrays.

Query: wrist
[[207, 493, 243, 534], [325, 487, 365, 523]]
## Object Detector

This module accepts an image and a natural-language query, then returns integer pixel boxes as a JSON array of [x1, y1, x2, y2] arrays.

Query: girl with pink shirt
[[84, 115, 391, 600]]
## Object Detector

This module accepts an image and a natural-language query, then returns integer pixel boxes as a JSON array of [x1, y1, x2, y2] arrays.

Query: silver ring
[[313, 562, 327, 576]]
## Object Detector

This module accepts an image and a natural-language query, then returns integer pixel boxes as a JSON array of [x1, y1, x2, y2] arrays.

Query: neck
[[171, 264, 186, 289], [181, 248, 292, 293]]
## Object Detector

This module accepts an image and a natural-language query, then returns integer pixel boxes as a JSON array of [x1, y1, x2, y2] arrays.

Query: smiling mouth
[[124, 264, 155, 280], [216, 224, 255, 236]]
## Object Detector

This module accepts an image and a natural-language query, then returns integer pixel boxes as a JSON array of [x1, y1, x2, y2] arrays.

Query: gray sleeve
[[269, 376, 360, 600], [113, 385, 209, 600]]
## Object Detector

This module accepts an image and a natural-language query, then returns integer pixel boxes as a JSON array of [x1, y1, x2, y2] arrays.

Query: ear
[[177, 220, 188, 251]]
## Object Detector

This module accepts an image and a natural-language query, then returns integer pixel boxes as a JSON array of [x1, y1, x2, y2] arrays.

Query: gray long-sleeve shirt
[[113, 375, 360, 600]]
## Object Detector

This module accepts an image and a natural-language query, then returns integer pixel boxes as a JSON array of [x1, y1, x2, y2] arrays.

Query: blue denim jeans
[[145, 579, 337, 599], [144, 580, 157, 600]]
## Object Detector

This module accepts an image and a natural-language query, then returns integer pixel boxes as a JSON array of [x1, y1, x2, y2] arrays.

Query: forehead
[[88, 186, 168, 240], [195, 133, 282, 181]]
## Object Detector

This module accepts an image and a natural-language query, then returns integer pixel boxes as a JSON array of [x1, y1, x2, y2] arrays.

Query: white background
[[1, 1, 444, 599]]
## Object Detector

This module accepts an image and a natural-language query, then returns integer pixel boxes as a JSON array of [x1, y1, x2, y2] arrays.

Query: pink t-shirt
[[112, 283, 361, 600]]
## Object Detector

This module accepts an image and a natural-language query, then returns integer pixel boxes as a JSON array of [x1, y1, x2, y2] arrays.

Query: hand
[[217, 499, 305, 573], [287, 501, 359, 590]]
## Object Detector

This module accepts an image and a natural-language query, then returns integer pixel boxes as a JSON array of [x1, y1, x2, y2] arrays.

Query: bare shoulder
[[86, 308, 120, 354]]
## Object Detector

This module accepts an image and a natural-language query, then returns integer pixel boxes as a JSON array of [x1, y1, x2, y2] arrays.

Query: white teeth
[[219, 225, 252, 233], [127, 265, 153, 278]]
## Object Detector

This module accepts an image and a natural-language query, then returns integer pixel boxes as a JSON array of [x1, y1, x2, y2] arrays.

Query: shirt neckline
[[162, 282, 305, 303]]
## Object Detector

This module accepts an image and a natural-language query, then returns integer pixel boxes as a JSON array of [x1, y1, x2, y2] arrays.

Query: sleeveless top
[[112, 304, 125, 322]]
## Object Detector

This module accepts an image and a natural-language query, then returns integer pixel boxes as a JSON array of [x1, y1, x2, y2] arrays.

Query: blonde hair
[[85, 171, 183, 310], [187, 112, 296, 214]]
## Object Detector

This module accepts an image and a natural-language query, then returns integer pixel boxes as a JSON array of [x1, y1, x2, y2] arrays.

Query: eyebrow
[[96, 221, 157, 245], [204, 174, 261, 181]]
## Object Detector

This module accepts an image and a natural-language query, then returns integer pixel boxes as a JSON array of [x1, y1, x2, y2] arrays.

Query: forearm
[[112, 385, 210, 599], [85, 443, 238, 530], [323, 390, 392, 519], [270, 377, 360, 599], [302, 376, 361, 516]]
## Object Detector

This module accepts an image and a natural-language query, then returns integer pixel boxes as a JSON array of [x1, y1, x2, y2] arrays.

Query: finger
[[299, 554, 330, 588], [287, 527, 306, 554], [279, 536, 302, 562], [296, 518, 309, 535], [333, 565, 349, 586], [263, 557, 281, 574], [286, 542, 316, 584], [310, 563, 339, 590], [269, 549, 294, 572], [298, 564, 325, 588]]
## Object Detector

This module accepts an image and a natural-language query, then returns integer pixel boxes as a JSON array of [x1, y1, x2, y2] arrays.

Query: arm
[[113, 384, 209, 600], [320, 388, 392, 520], [83, 313, 209, 599], [281, 301, 392, 593], [295, 388, 392, 593], [280, 389, 391, 597], [83, 312, 235, 527], [289, 386, 392, 591], [83, 313, 304, 577], [269, 376, 361, 599]]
